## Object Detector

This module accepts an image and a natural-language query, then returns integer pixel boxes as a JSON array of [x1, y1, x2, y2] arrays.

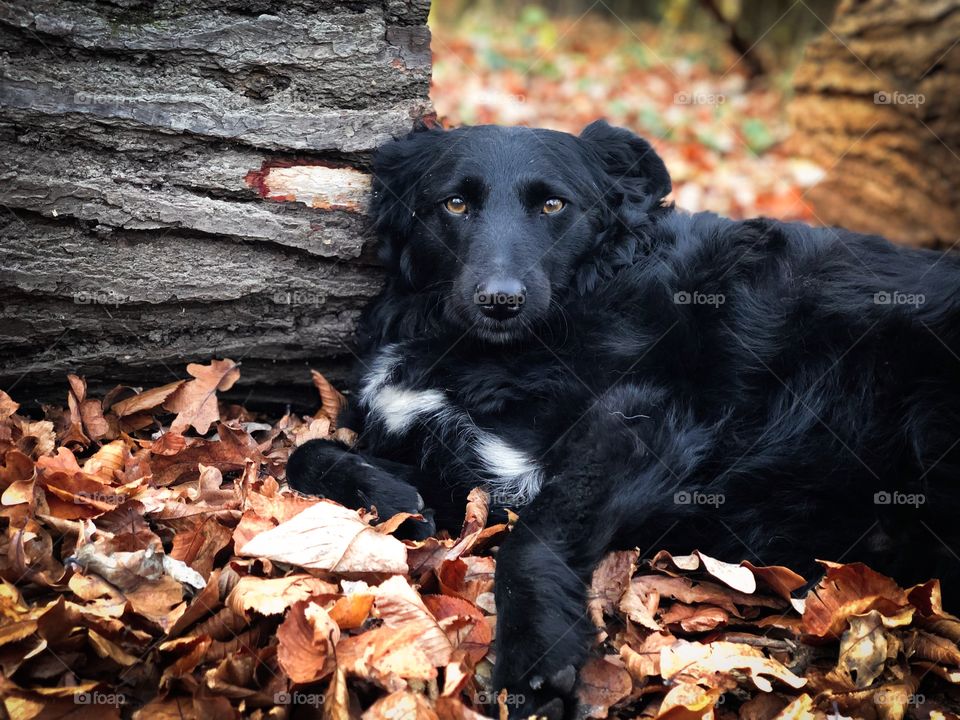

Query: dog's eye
[[444, 196, 468, 215], [543, 198, 565, 214]]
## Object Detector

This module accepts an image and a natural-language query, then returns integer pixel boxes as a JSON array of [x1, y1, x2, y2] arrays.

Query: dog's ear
[[579, 119, 671, 219], [370, 124, 444, 275]]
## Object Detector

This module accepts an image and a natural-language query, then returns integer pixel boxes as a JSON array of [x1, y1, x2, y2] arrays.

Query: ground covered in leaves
[[2, 361, 960, 719], [430, 8, 822, 222]]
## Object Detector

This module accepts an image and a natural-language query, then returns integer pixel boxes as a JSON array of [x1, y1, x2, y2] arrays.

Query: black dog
[[287, 120, 960, 717]]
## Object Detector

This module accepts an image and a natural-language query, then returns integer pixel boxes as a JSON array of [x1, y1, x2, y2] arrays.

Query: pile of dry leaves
[[1, 360, 959, 719]]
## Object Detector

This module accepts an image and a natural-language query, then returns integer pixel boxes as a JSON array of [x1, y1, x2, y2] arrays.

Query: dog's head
[[370, 120, 671, 343]]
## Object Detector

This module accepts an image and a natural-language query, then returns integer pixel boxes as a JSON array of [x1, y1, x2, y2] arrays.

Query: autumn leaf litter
[[1, 361, 959, 719]]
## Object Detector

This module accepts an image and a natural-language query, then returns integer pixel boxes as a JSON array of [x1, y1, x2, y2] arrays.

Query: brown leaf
[[324, 666, 352, 720], [802, 562, 908, 638], [0, 390, 19, 421], [576, 656, 633, 718], [620, 581, 662, 631], [435, 697, 490, 720], [591, 549, 639, 624], [15, 419, 56, 458], [170, 516, 233, 579], [363, 691, 439, 720], [164, 359, 240, 435], [660, 640, 807, 692], [659, 603, 729, 632], [904, 628, 960, 666], [834, 610, 894, 689], [621, 631, 677, 682], [656, 683, 721, 719], [111, 380, 185, 417], [237, 500, 408, 574], [422, 594, 491, 663], [653, 550, 758, 594], [336, 576, 470, 690], [311, 369, 347, 426], [80, 440, 128, 483], [327, 593, 375, 629], [630, 575, 782, 616], [908, 579, 960, 643], [276, 599, 339, 683], [226, 574, 338, 617], [80, 399, 111, 441], [741, 561, 807, 601]]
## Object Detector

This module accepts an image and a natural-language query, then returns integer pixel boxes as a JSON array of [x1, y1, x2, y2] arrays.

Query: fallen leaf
[[164, 359, 240, 435], [803, 562, 908, 638], [276, 599, 339, 683], [237, 499, 408, 574], [660, 640, 807, 692], [577, 656, 633, 718], [226, 574, 338, 617]]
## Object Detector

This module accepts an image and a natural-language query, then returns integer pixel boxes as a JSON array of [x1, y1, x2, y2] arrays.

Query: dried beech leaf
[[227, 574, 338, 617], [237, 500, 408, 574], [111, 380, 185, 417], [835, 610, 891, 689], [164, 359, 240, 435], [803, 562, 908, 638], [276, 599, 339, 683], [311, 369, 346, 426], [576, 656, 633, 718], [660, 639, 806, 693]]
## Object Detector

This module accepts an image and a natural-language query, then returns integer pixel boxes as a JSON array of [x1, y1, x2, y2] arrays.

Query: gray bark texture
[[0, 0, 433, 411]]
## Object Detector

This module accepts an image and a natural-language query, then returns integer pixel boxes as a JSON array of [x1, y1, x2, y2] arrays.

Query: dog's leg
[[491, 385, 712, 718], [286, 439, 436, 540]]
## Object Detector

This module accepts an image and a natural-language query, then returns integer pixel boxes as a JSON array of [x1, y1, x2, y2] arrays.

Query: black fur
[[288, 120, 960, 717]]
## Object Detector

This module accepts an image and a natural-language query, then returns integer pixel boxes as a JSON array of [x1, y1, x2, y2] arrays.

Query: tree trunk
[[788, 0, 960, 248], [0, 0, 432, 412]]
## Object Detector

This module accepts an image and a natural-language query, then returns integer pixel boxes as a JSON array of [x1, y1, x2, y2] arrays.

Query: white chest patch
[[360, 345, 449, 435], [360, 345, 543, 504], [474, 433, 543, 505], [371, 386, 446, 434]]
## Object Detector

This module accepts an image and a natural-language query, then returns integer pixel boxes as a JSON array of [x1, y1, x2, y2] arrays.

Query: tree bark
[[788, 0, 960, 248], [0, 0, 433, 411]]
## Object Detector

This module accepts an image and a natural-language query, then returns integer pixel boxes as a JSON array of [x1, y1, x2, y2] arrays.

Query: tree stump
[[0, 0, 432, 410], [788, 0, 960, 248]]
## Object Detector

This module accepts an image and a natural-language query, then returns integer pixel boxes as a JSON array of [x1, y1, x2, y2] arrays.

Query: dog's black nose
[[475, 279, 526, 320]]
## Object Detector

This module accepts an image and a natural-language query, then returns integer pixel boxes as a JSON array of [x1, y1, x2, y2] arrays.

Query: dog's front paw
[[286, 439, 435, 539]]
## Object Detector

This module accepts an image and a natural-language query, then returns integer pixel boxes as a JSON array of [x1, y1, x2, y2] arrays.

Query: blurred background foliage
[[428, 0, 842, 221], [427, 0, 960, 247]]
